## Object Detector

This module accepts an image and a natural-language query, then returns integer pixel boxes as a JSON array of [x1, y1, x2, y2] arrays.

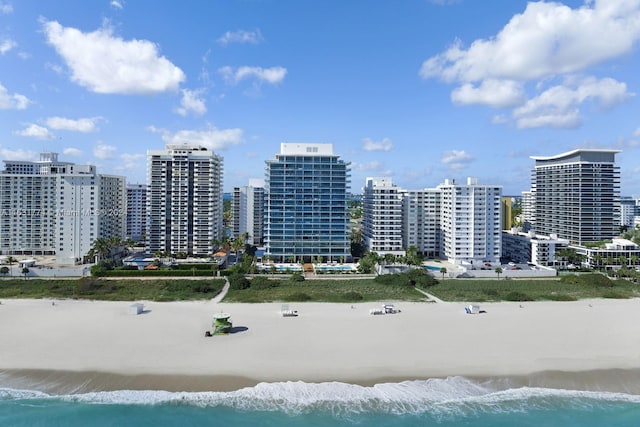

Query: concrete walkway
[[211, 278, 230, 304], [415, 287, 446, 304]]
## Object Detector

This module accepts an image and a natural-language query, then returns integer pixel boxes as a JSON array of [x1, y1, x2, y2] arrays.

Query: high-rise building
[[264, 143, 350, 262], [232, 179, 265, 246], [530, 149, 620, 244], [362, 177, 405, 256], [146, 144, 223, 255], [0, 152, 126, 264], [126, 184, 147, 242], [402, 188, 441, 258], [438, 178, 502, 265]]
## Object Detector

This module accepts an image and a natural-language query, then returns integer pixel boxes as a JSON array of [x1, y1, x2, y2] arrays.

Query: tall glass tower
[[265, 143, 351, 262], [530, 149, 620, 245]]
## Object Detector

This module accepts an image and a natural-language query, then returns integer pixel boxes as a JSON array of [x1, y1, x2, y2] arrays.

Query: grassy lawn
[[421, 276, 640, 302], [0, 278, 226, 301], [223, 278, 428, 303]]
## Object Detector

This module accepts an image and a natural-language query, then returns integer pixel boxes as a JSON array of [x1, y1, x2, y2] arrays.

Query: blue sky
[[1, 0, 639, 196]]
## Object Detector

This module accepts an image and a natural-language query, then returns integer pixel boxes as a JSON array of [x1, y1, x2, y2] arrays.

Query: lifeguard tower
[[211, 313, 233, 335]]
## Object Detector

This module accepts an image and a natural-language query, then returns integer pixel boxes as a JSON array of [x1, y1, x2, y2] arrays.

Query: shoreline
[[3, 297, 640, 394], [3, 368, 640, 395]]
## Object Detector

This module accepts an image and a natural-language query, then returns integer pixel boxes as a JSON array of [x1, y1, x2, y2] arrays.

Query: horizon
[[1, 0, 639, 196]]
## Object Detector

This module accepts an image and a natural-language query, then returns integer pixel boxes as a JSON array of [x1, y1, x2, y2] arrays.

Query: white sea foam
[[2, 378, 640, 416]]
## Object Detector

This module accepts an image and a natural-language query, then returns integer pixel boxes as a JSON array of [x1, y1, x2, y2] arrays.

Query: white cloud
[[150, 125, 244, 151], [362, 137, 394, 152], [14, 124, 54, 139], [93, 142, 117, 159], [420, 1, 640, 128], [175, 89, 207, 116], [514, 76, 633, 129], [110, 1, 123, 9], [63, 147, 83, 157], [219, 66, 287, 85], [0, 148, 37, 161], [441, 150, 474, 171], [350, 161, 392, 175], [46, 116, 103, 132], [0, 83, 30, 109], [119, 153, 144, 170], [420, 1, 640, 83], [0, 38, 16, 54], [42, 20, 185, 94], [0, 2, 12, 14], [451, 79, 525, 108], [217, 29, 263, 46]]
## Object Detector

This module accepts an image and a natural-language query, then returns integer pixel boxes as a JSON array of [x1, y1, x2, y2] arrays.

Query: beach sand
[[2, 297, 640, 393]]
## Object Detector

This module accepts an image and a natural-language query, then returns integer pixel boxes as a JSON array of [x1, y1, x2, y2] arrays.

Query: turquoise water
[[423, 265, 443, 271], [3, 378, 640, 426]]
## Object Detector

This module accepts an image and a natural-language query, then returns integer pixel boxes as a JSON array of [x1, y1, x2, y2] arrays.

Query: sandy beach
[[2, 296, 640, 393]]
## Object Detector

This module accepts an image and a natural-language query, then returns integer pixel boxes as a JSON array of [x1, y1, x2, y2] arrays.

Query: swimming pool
[[422, 265, 444, 271]]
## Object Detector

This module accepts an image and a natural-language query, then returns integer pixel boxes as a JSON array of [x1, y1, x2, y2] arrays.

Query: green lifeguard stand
[[212, 313, 233, 335]]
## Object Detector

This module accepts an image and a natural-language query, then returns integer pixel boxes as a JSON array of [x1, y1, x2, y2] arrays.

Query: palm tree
[[440, 267, 447, 279], [495, 267, 503, 279], [21, 267, 29, 280], [0, 266, 9, 276], [7, 256, 16, 277]]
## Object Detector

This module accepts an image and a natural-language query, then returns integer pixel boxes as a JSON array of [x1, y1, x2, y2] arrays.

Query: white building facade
[[362, 177, 405, 256], [233, 180, 265, 246], [126, 183, 147, 243], [0, 152, 126, 264], [402, 188, 441, 258], [146, 145, 223, 256], [438, 178, 502, 266]]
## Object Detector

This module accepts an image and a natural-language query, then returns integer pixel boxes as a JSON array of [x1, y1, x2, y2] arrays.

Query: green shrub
[[601, 290, 628, 299], [289, 272, 305, 282], [504, 291, 534, 301], [285, 292, 312, 301], [228, 274, 250, 290], [342, 291, 363, 302], [250, 276, 280, 290]]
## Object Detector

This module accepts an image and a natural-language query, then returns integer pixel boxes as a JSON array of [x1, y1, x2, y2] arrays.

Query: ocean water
[[2, 377, 640, 427]]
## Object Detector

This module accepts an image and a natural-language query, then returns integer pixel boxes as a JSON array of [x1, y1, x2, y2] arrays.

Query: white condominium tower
[[0, 152, 126, 264], [264, 143, 350, 262], [437, 178, 502, 265], [530, 149, 620, 245], [126, 183, 147, 243], [146, 144, 223, 256], [402, 188, 441, 258], [362, 177, 405, 256], [233, 179, 265, 246]]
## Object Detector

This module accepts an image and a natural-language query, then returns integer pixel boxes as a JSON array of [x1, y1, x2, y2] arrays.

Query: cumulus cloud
[[451, 79, 525, 108], [120, 153, 144, 170], [420, 1, 640, 128], [0, 38, 16, 54], [42, 20, 185, 94], [0, 83, 30, 109], [149, 125, 244, 151], [217, 29, 264, 46], [46, 116, 103, 132], [14, 124, 54, 139], [513, 76, 633, 129], [175, 89, 207, 116], [110, 1, 123, 9], [421, 1, 640, 83], [93, 142, 117, 159], [441, 150, 474, 171], [362, 137, 394, 152], [0, 148, 37, 161], [63, 147, 83, 157], [0, 2, 12, 14], [219, 66, 287, 85]]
